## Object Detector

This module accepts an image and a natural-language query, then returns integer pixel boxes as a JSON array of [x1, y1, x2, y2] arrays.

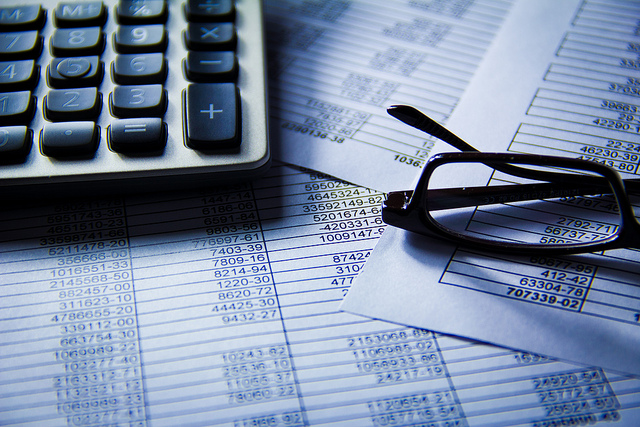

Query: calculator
[[0, 0, 270, 197]]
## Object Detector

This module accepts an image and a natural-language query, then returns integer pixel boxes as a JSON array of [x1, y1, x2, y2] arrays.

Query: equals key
[[108, 118, 167, 153]]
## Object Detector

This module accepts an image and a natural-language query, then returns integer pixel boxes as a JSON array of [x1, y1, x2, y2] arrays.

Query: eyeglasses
[[383, 105, 640, 254]]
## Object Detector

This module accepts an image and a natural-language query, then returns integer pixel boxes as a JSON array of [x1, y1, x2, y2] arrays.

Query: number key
[[51, 27, 105, 57], [114, 25, 167, 53], [110, 84, 167, 118], [111, 53, 167, 84], [48, 56, 103, 88], [0, 90, 35, 125], [0, 60, 39, 91], [44, 87, 101, 122], [0, 31, 42, 60], [0, 126, 31, 164]]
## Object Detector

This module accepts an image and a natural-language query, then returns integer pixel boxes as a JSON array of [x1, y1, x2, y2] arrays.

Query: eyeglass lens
[[426, 161, 622, 248]]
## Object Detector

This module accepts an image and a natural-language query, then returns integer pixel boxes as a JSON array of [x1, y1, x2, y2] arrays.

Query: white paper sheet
[[342, 0, 640, 376], [265, 0, 514, 192], [3, 163, 640, 426]]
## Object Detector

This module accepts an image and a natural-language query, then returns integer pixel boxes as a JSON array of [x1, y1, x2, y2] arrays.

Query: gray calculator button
[[112, 53, 167, 85], [117, 1, 168, 25], [185, 0, 234, 22], [184, 23, 235, 51], [0, 60, 39, 91], [184, 83, 239, 150], [56, 57, 91, 77], [0, 125, 31, 164], [49, 56, 103, 88], [44, 87, 101, 122], [185, 51, 236, 82], [51, 27, 105, 57], [110, 84, 166, 118], [0, 90, 35, 125], [0, 5, 46, 31], [40, 121, 99, 158], [0, 31, 42, 60], [115, 25, 167, 53], [108, 118, 166, 153], [54, 2, 106, 28]]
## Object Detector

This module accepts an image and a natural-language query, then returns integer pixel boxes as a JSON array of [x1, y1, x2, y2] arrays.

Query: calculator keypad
[[0, 0, 269, 194]]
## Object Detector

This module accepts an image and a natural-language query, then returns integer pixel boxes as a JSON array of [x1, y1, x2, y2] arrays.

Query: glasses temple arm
[[387, 105, 610, 185]]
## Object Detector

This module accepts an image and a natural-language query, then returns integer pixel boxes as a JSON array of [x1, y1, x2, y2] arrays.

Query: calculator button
[[0, 126, 31, 164], [184, 51, 236, 82], [117, 1, 167, 25], [0, 60, 39, 91], [114, 25, 167, 53], [54, 2, 107, 28], [50, 27, 105, 57], [184, 23, 235, 51], [110, 84, 166, 118], [40, 121, 99, 158], [0, 90, 35, 125], [108, 117, 166, 153], [0, 5, 46, 32], [0, 31, 42, 60], [185, 0, 234, 22], [48, 56, 103, 88], [44, 87, 102, 122], [184, 83, 238, 150], [112, 53, 167, 84]]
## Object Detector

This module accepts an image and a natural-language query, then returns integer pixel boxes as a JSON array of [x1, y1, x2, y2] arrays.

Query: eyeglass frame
[[383, 105, 640, 255]]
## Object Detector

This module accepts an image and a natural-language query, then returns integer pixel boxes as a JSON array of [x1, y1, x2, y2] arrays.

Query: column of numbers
[[43, 200, 146, 427]]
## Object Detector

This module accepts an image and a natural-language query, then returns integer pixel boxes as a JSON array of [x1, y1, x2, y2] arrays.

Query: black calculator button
[[184, 83, 239, 150], [108, 117, 166, 153], [0, 31, 42, 60], [0, 5, 46, 32], [114, 25, 167, 53], [54, 2, 107, 28], [48, 56, 103, 88], [0, 90, 35, 125], [44, 87, 102, 122], [40, 121, 99, 158], [184, 51, 236, 82], [184, 23, 235, 51], [111, 53, 167, 84], [51, 27, 105, 57], [110, 84, 166, 118], [0, 125, 31, 164], [116, 1, 168, 25], [185, 0, 234, 22], [0, 60, 39, 91]]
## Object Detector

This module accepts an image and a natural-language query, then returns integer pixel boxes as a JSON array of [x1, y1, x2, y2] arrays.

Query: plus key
[[183, 83, 239, 150]]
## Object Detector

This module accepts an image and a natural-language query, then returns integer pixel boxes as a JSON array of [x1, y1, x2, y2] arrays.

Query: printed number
[[0, 63, 16, 79], [68, 30, 86, 45], [130, 57, 146, 72], [129, 88, 145, 105], [131, 27, 148, 43], [62, 91, 80, 108]]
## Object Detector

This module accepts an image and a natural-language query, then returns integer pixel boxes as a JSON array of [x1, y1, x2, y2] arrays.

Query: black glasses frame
[[384, 105, 640, 254]]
